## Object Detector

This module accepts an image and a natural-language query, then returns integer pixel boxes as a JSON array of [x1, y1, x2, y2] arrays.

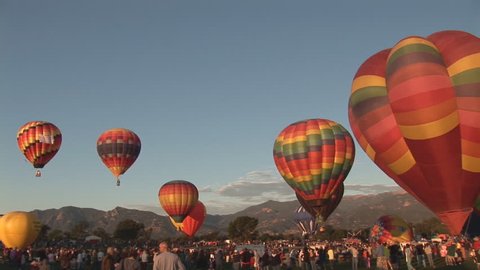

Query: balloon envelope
[[0, 211, 41, 249], [158, 180, 199, 223], [475, 196, 480, 215], [181, 201, 206, 237], [348, 30, 480, 235], [97, 128, 141, 185], [273, 119, 354, 218], [370, 215, 413, 244], [296, 183, 344, 222], [17, 121, 62, 171]]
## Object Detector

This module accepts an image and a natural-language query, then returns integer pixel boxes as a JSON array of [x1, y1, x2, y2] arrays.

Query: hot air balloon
[[293, 206, 319, 236], [97, 128, 141, 186], [0, 211, 42, 249], [475, 196, 480, 214], [273, 119, 355, 221], [158, 180, 198, 223], [296, 183, 344, 223], [17, 121, 62, 177], [348, 30, 480, 235], [370, 215, 413, 244], [180, 201, 206, 237]]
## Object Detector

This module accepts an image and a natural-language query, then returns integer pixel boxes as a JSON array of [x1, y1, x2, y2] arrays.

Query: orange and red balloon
[[349, 30, 480, 235]]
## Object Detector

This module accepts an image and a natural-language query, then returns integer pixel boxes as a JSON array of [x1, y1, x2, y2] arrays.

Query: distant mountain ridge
[[31, 191, 435, 238]]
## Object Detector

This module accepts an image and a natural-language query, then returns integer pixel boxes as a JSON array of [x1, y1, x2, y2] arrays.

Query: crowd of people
[[0, 237, 479, 270]]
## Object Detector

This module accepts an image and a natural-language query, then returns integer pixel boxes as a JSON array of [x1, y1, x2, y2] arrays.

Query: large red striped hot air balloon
[[296, 183, 344, 223], [348, 30, 480, 235], [180, 201, 206, 237], [97, 128, 141, 186], [273, 119, 355, 221], [158, 180, 199, 223], [475, 196, 480, 215], [17, 121, 62, 177]]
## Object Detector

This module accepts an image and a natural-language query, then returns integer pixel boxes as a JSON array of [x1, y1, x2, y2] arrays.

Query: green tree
[[70, 221, 90, 240], [413, 218, 448, 238], [92, 227, 111, 240], [228, 216, 258, 241], [48, 229, 64, 240], [113, 219, 145, 241], [37, 225, 51, 242]]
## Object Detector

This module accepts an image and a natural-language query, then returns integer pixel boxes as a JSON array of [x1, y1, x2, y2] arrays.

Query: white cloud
[[216, 170, 294, 202], [201, 199, 253, 215], [125, 172, 405, 216], [344, 184, 401, 195], [198, 186, 214, 192]]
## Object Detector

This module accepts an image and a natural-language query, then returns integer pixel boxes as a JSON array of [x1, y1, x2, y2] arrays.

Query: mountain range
[[31, 191, 436, 239]]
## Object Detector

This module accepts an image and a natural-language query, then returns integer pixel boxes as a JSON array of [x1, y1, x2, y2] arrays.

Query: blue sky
[[1, 1, 479, 215]]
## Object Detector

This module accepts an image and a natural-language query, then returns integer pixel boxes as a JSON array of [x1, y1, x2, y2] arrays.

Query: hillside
[[32, 191, 436, 238]]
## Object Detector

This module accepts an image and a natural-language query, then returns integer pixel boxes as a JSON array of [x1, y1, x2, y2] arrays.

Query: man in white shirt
[[153, 242, 185, 270]]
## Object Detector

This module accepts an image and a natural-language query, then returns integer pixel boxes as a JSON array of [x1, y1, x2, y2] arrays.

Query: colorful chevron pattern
[[17, 121, 62, 169]]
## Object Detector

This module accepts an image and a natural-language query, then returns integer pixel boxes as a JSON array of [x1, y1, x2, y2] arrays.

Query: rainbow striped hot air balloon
[[296, 183, 344, 223], [17, 121, 62, 177], [348, 30, 480, 235], [97, 128, 141, 186], [273, 119, 354, 221], [158, 180, 199, 223], [370, 215, 413, 244]]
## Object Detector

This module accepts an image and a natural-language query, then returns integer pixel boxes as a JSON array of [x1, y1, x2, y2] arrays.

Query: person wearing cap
[[153, 242, 185, 270], [232, 250, 241, 270]]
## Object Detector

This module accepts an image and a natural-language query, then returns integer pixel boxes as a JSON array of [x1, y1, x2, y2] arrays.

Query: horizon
[[25, 186, 405, 216]]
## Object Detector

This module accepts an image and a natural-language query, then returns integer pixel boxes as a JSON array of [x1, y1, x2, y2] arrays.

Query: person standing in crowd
[[260, 249, 270, 270], [121, 249, 140, 270], [253, 250, 261, 270], [60, 249, 72, 270], [415, 243, 426, 268], [308, 248, 316, 270], [101, 248, 115, 270], [374, 244, 386, 270], [240, 249, 251, 270], [446, 240, 457, 266], [388, 244, 401, 270], [316, 247, 327, 270], [349, 245, 358, 270], [215, 249, 224, 270], [140, 249, 148, 270], [232, 250, 241, 270], [424, 244, 434, 268], [270, 249, 281, 270], [327, 246, 335, 270], [300, 247, 310, 270], [153, 242, 185, 270], [404, 244, 415, 270], [362, 247, 370, 269]]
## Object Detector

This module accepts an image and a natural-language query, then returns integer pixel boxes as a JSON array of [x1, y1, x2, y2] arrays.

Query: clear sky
[[1, 1, 479, 215]]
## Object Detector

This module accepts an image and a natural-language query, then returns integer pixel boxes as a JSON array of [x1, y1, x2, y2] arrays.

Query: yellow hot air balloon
[[0, 212, 42, 249]]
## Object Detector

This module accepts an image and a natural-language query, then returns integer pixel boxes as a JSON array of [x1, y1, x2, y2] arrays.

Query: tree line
[[35, 216, 448, 245]]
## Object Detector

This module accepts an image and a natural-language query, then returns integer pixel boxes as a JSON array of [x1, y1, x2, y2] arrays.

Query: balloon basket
[[35, 170, 41, 177]]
